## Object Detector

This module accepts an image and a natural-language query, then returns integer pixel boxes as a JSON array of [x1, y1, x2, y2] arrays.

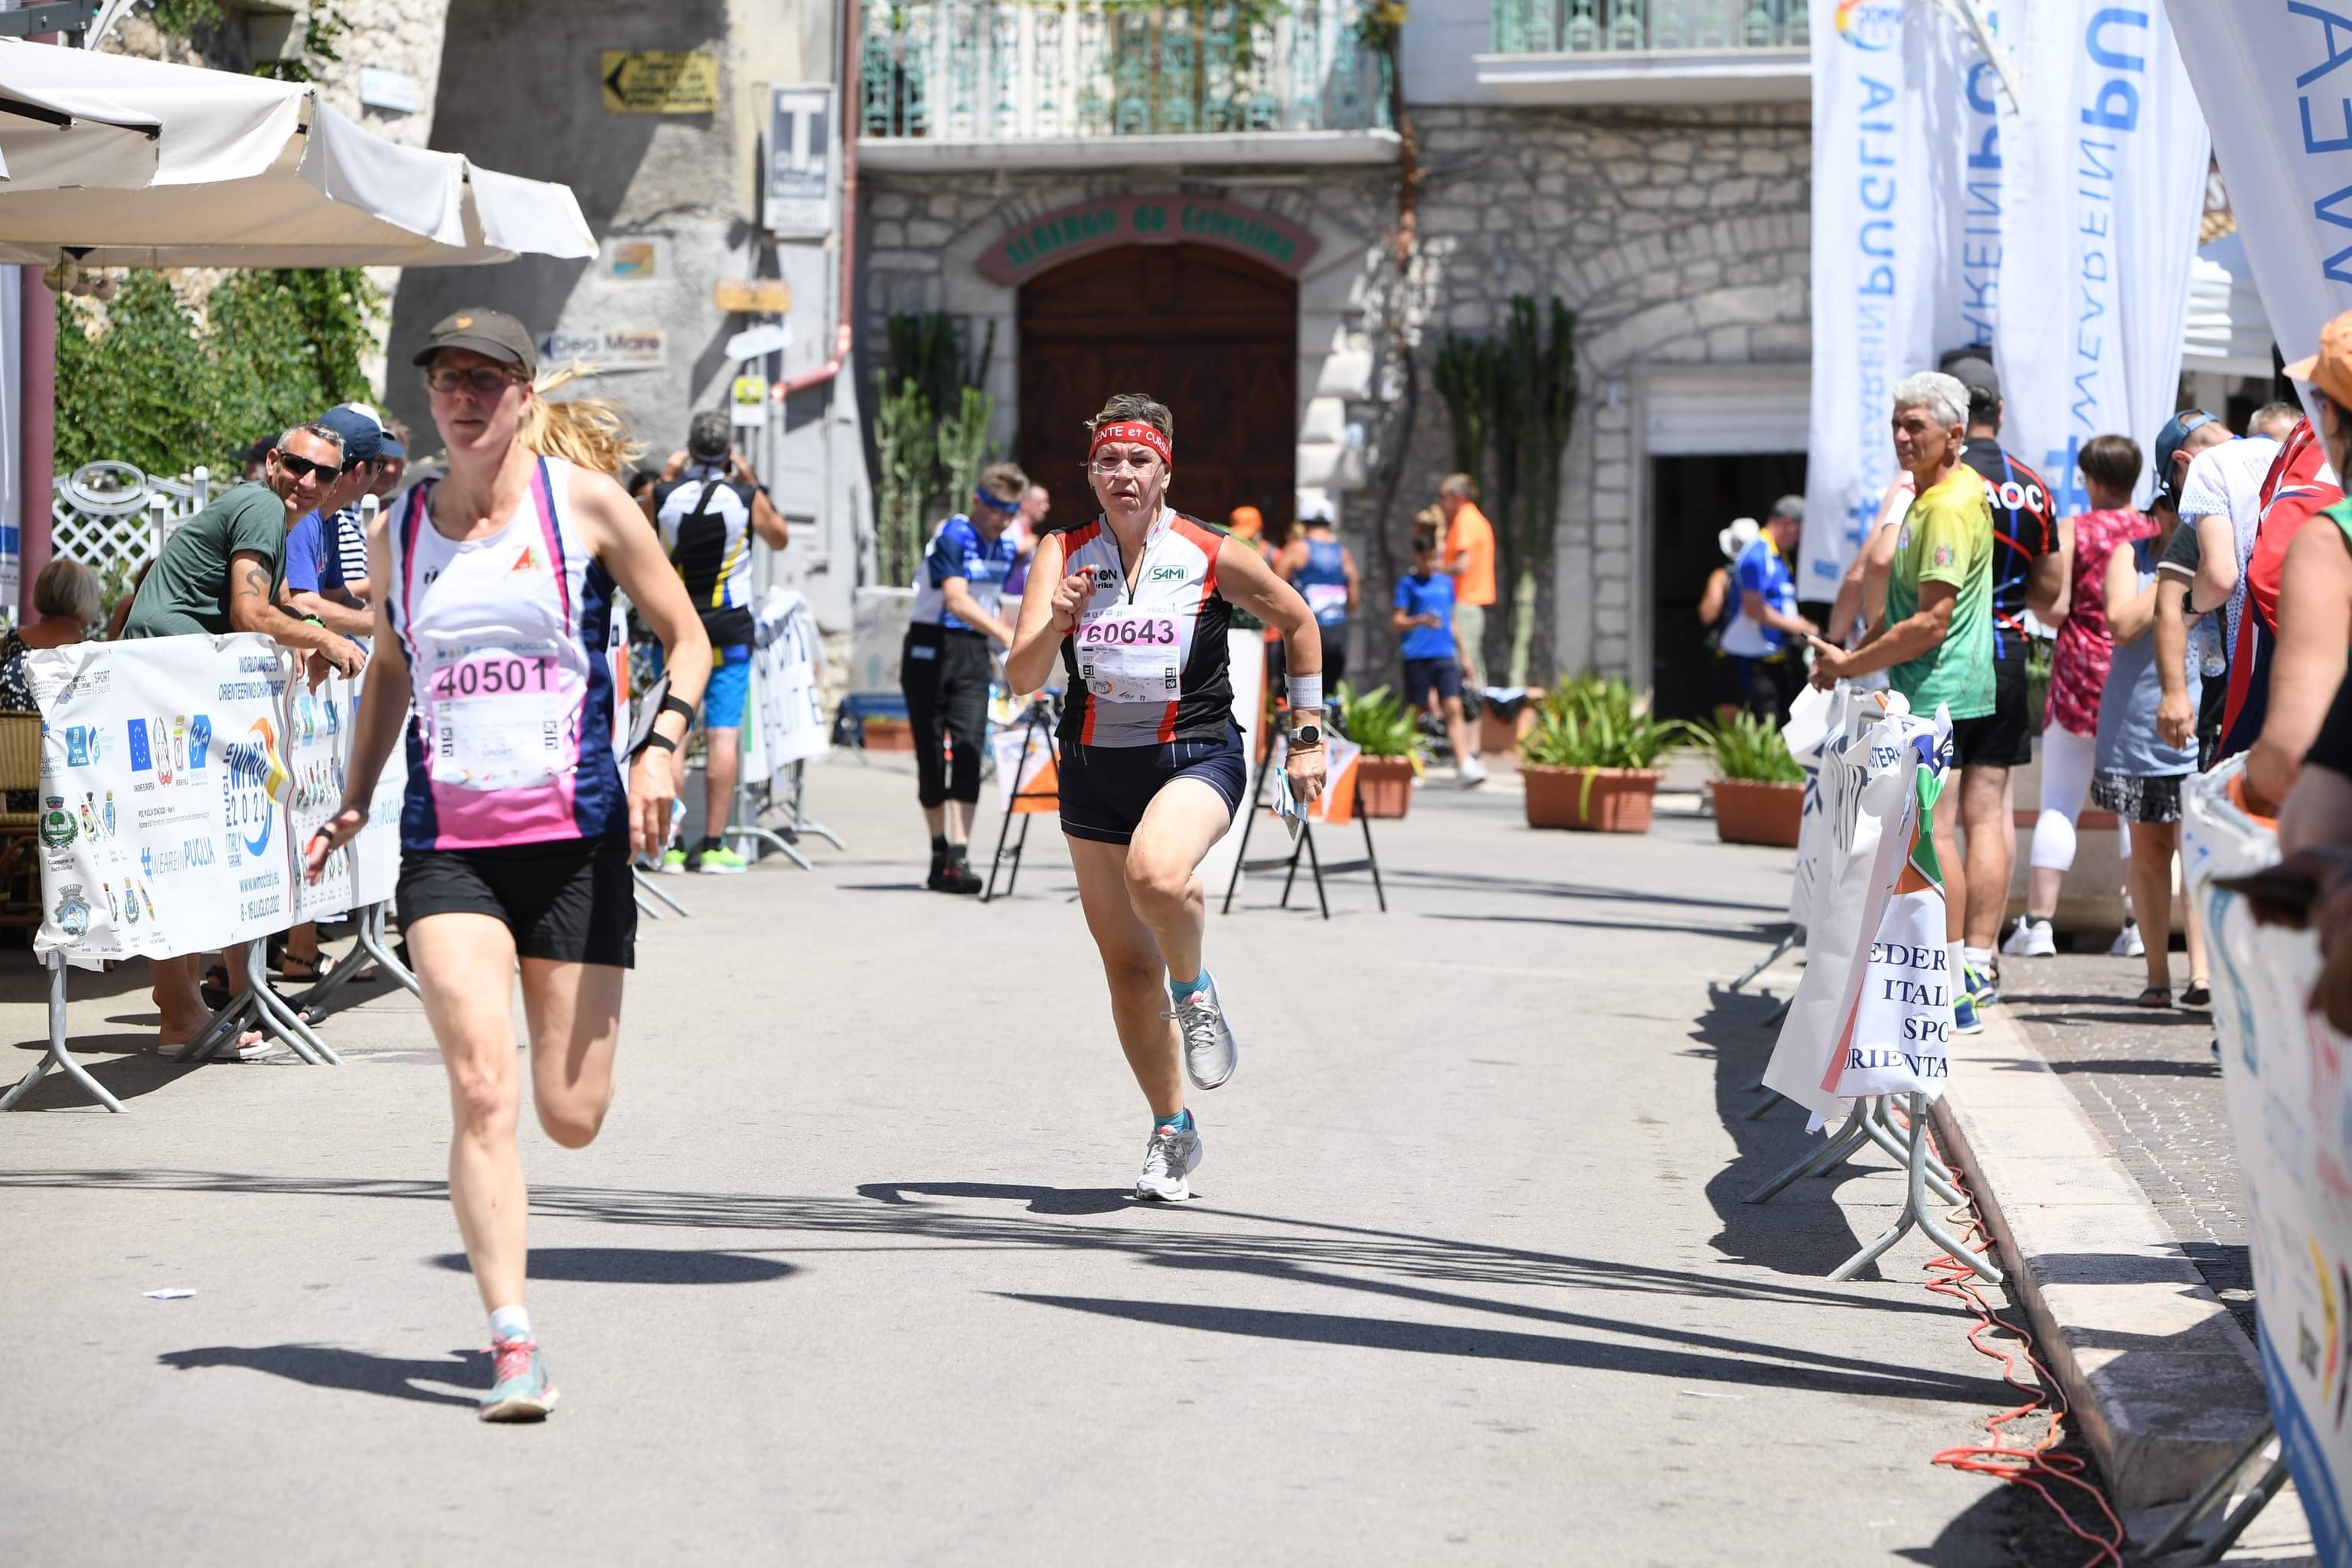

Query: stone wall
[[1400, 103, 1811, 682]]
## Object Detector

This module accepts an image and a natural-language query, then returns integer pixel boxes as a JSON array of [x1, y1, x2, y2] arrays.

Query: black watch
[[1292, 724, 1322, 747]]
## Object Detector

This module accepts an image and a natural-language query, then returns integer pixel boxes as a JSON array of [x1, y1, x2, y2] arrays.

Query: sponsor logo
[[220, 718, 283, 862], [188, 714, 213, 772], [64, 726, 91, 768], [38, 796, 76, 850], [1148, 564, 1187, 583], [1086, 567, 1120, 587], [512, 544, 540, 574], [127, 719, 153, 773], [1834, 0, 1900, 51]]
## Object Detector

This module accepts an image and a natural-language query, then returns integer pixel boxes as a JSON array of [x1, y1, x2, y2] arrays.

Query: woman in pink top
[[2007, 434, 2155, 956]]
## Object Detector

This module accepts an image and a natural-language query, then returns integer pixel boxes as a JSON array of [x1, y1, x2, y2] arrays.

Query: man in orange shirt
[[1440, 475, 1496, 774]]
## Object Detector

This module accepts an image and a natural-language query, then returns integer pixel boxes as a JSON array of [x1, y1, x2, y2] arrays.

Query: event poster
[[284, 678, 353, 923], [742, 587, 828, 785], [1831, 763, 1955, 1102], [26, 634, 294, 969]]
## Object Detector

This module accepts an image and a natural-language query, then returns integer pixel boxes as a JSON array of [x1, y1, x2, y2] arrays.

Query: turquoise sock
[[1155, 1107, 1192, 1132], [1169, 970, 1209, 1002]]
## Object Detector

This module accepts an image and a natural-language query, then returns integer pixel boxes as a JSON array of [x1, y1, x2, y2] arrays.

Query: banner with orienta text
[[2167, 0, 2352, 430], [2183, 759, 2352, 1566], [27, 635, 400, 968], [1999, 0, 2207, 513], [741, 586, 828, 786]]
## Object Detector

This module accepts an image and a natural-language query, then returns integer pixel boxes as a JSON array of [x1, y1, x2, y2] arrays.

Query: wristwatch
[[1292, 723, 1322, 748]]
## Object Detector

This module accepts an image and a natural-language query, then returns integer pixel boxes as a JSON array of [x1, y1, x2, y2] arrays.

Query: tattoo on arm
[[240, 565, 273, 599]]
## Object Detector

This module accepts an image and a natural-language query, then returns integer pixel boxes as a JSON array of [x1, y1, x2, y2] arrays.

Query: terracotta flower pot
[[1355, 754, 1416, 819], [1478, 687, 1544, 757], [1710, 778, 1804, 848], [862, 717, 915, 753], [1523, 765, 1661, 833]]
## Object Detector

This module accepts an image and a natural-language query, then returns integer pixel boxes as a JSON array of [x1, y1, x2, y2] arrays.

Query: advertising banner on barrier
[[346, 700, 406, 910], [1998, 0, 2207, 514], [1785, 684, 1838, 929], [2166, 1, 2352, 427], [26, 634, 296, 968], [285, 680, 354, 924], [2184, 761, 2352, 1565], [742, 587, 827, 785]]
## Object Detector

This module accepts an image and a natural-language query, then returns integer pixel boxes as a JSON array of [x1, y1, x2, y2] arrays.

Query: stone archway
[[1015, 243, 1298, 529]]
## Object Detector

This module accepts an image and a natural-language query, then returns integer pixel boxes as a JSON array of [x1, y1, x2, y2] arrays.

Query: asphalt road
[[1, 756, 2043, 1565]]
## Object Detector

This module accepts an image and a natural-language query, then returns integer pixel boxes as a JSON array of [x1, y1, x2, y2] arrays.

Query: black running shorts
[[396, 835, 636, 969]]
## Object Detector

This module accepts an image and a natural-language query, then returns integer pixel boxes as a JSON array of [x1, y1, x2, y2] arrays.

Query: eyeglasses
[[273, 452, 337, 482], [1089, 452, 1161, 475], [423, 364, 522, 394]]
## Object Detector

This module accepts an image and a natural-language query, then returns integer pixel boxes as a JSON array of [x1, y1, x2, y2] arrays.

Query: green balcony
[[858, 0, 1399, 171], [1481, 0, 1808, 104]]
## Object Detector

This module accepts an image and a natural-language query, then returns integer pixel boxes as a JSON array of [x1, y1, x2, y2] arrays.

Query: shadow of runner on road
[[426, 1247, 797, 1285], [158, 1344, 482, 1408]]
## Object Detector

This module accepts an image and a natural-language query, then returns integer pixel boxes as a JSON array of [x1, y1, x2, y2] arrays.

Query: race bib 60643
[[1076, 608, 1181, 704]]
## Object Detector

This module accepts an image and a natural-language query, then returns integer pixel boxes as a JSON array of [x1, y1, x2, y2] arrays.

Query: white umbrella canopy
[[0, 41, 593, 265]]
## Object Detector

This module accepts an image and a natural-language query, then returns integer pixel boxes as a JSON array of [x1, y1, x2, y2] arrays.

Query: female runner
[[1004, 394, 1327, 1201], [305, 309, 711, 1419]]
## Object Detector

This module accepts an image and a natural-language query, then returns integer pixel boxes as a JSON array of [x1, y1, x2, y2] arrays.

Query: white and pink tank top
[[386, 456, 626, 852]]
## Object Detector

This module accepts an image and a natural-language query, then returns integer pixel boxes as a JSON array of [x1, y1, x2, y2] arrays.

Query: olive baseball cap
[[2285, 309, 2352, 414], [411, 307, 537, 378]]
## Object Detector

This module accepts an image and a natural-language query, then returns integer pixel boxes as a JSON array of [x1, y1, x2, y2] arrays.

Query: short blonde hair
[[34, 558, 102, 626], [977, 461, 1029, 504]]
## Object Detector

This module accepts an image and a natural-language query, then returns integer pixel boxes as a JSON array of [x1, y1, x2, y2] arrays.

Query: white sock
[[1963, 946, 1993, 975], [488, 1304, 531, 1344], [1948, 942, 1968, 989]]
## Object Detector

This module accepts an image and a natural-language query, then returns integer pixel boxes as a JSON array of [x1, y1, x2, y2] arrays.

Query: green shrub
[[1336, 683, 1425, 763], [1521, 675, 1695, 771], [1704, 708, 1803, 784]]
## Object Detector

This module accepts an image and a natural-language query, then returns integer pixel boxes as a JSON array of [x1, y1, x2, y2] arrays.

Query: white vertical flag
[[1997, 0, 2208, 514], [2166, 0, 2352, 410]]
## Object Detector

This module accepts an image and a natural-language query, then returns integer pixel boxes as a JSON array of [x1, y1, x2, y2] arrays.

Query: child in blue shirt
[[1391, 531, 1485, 785]]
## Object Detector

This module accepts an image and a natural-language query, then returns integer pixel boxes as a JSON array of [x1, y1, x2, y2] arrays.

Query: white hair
[[1891, 372, 1969, 432]]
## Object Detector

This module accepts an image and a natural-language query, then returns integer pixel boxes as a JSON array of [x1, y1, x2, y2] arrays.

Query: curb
[[1928, 1001, 2271, 1511]]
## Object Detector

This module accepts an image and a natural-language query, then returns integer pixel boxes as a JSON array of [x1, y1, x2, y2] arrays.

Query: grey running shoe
[[1165, 971, 1239, 1091], [1135, 1118, 1204, 1202]]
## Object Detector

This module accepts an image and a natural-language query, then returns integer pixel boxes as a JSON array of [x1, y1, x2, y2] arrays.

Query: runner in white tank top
[[1004, 394, 1329, 1203], [303, 309, 712, 1423]]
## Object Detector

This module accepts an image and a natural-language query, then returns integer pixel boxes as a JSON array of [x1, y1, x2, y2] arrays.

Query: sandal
[[2134, 985, 2174, 1010], [279, 951, 330, 983], [2180, 983, 2212, 1009], [200, 964, 234, 1010]]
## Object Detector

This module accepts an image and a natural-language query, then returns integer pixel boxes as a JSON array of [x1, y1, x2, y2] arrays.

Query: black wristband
[[635, 731, 678, 757], [658, 693, 697, 725]]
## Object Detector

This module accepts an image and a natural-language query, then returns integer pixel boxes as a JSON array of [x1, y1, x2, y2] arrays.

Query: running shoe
[[1965, 962, 1998, 1011], [1459, 756, 1488, 788], [2111, 919, 2145, 959], [2002, 916, 2056, 958], [697, 844, 749, 875], [1954, 988, 1983, 1035], [479, 1336, 558, 1423], [1165, 971, 1239, 1090], [658, 848, 689, 875], [1135, 1117, 1204, 1202]]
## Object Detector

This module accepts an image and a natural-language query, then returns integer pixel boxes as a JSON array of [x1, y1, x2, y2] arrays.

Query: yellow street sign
[[600, 51, 718, 115], [714, 279, 792, 314]]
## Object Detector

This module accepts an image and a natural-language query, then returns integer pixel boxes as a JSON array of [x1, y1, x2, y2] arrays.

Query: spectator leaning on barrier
[[121, 422, 368, 1055], [283, 405, 387, 639], [0, 560, 103, 812], [1719, 500, 1815, 723], [2009, 435, 2154, 959], [1808, 369, 1995, 1030]]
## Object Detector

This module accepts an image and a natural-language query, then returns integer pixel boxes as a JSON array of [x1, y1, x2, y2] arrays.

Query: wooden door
[[1018, 243, 1297, 532]]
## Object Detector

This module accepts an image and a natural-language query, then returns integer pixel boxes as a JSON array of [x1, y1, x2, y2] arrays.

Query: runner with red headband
[[1004, 393, 1327, 1201]]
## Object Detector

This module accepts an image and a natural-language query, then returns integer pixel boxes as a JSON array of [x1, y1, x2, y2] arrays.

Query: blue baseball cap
[[2153, 408, 2223, 502], [316, 405, 384, 469]]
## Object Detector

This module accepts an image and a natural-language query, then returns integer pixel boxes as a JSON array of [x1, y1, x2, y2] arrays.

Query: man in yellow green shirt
[[1809, 370, 1995, 1028]]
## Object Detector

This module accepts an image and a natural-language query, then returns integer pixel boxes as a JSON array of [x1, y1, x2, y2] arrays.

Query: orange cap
[[2285, 309, 2352, 413], [1228, 505, 1263, 537]]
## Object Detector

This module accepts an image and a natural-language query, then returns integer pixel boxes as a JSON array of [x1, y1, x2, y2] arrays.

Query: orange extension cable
[[1912, 1113, 2130, 1568]]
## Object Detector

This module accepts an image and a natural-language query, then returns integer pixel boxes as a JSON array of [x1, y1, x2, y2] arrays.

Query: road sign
[[725, 324, 793, 362], [766, 85, 838, 237], [600, 51, 718, 115], [731, 374, 767, 428], [714, 279, 791, 314]]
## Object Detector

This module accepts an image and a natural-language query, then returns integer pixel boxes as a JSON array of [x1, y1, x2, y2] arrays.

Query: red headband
[[1089, 420, 1171, 466]]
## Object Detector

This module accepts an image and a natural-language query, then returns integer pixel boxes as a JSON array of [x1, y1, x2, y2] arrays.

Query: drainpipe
[[776, 0, 858, 401]]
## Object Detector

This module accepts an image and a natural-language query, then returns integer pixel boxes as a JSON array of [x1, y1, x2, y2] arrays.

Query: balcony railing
[[859, 1, 1393, 143], [1489, 0, 1807, 55]]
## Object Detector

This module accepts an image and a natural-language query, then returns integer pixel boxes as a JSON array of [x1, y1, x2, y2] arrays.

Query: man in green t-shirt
[[1809, 370, 1995, 1021], [122, 420, 368, 1057]]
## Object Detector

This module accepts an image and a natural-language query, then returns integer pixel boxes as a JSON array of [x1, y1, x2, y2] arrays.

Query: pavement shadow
[[158, 1344, 481, 1408], [857, 1181, 1135, 1216], [1689, 978, 1911, 1281], [2, 1039, 202, 1111], [426, 1247, 796, 1285]]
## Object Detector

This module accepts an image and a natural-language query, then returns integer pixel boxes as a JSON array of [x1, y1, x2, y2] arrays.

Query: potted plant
[[1704, 708, 1805, 847], [1518, 678, 1693, 832], [1338, 683, 1423, 818]]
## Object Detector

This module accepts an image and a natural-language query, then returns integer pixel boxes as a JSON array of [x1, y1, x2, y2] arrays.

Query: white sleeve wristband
[[1287, 675, 1323, 714]]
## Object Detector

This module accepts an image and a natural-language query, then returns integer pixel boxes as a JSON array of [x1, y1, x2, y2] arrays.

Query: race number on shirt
[[1076, 606, 1182, 704], [427, 648, 569, 790]]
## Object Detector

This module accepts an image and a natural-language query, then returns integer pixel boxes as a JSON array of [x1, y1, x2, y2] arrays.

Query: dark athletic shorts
[[396, 835, 636, 968], [1060, 727, 1247, 847], [1401, 656, 1462, 707], [1952, 648, 2032, 769]]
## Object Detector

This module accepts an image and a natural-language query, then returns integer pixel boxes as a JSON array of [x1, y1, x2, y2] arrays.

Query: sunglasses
[[273, 452, 338, 482], [424, 364, 523, 394]]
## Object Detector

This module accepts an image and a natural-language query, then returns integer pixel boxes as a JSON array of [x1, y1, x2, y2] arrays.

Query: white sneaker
[[2111, 920, 2145, 959], [1459, 756, 1488, 787], [1165, 972, 1239, 1091], [2003, 916, 2056, 958], [1135, 1117, 1204, 1201]]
